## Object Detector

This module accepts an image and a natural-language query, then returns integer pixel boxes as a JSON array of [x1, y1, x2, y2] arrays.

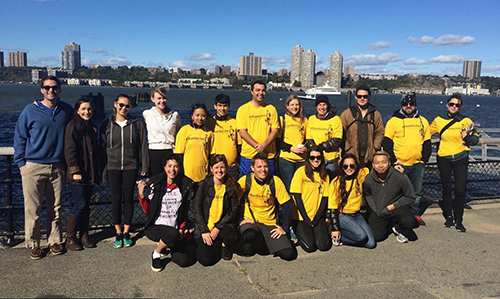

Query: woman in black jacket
[[138, 154, 196, 272], [194, 154, 240, 266], [64, 96, 99, 251]]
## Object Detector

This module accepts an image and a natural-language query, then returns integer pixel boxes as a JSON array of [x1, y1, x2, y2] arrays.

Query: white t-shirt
[[143, 107, 181, 150], [154, 186, 183, 228]]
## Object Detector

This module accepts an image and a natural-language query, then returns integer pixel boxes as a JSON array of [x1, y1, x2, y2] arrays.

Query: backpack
[[242, 173, 280, 224]]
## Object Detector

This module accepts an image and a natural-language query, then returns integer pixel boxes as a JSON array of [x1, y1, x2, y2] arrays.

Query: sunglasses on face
[[402, 101, 416, 106], [447, 102, 462, 108], [309, 155, 322, 161], [356, 95, 369, 99], [343, 164, 356, 170], [118, 103, 131, 109], [42, 85, 60, 91]]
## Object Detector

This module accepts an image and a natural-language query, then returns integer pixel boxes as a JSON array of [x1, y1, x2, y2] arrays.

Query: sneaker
[[464, 203, 472, 210], [113, 234, 123, 248], [444, 217, 455, 228], [221, 246, 233, 261], [49, 243, 64, 255], [159, 247, 170, 258], [151, 252, 163, 272], [123, 233, 133, 247], [29, 246, 43, 260], [414, 216, 426, 226], [456, 223, 467, 233], [392, 227, 408, 243]]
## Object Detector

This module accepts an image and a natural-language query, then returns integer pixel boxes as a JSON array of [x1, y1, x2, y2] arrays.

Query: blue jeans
[[278, 158, 304, 191], [240, 157, 275, 177], [69, 184, 94, 215], [339, 213, 376, 249], [402, 163, 425, 216]]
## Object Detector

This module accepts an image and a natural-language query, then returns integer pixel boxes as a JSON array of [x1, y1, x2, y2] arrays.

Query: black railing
[[1, 152, 500, 246]]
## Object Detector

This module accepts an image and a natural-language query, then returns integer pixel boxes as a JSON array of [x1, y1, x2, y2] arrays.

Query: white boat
[[298, 85, 341, 100]]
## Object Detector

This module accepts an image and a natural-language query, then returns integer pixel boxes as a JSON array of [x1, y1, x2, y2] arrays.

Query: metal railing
[[1, 147, 500, 246]]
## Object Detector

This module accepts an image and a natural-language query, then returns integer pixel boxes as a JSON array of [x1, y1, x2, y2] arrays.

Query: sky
[[1, 0, 500, 76]]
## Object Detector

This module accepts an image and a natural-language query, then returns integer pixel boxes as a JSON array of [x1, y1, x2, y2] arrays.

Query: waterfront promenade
[[1, 203, 499, 299]]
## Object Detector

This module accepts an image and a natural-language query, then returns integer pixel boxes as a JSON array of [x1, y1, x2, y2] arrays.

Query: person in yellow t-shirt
[[277, 94, 308, 191], [306, 95, 342, 175], [429, 94, 479, 233], [209, 93, 241, 179], [236, 81, 280, 176], [193, 155, 241, 266], [289, 146, 331, 252], [328, 154, 375, 249], [237, 153, 297, 261], [175, 103, 213, 183], [382, 93, 432, 226]]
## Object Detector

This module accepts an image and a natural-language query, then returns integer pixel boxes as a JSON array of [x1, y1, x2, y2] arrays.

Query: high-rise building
[[463, 59, 482, 79], [290, 45, 316, 88], [278, 68, 288, 77], [344, 65, 355, 78], [239, 52, 262, 77], [215, 65, 231, 75], [0, 51, 4, 67], [329, 51, 343, 89], [62, 41, 81, 71], [9, 51, 28, 67]]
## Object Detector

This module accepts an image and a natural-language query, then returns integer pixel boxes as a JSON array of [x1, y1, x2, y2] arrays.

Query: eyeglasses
[[447, 102, 462, 108], [309, 155, 322, 161], [356, 95, 369, 99], [118, 103, 131, 109], [42, 85, 60, 91], [343, 164, 356, 170]]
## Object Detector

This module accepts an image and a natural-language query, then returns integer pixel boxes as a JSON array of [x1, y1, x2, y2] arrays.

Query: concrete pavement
[[1, 204, 500, 298]]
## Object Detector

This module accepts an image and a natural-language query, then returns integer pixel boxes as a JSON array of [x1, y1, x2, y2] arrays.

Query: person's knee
[[298, 239, 317, 253], [317, 239, 332, 252], [241, 228, 260, 243], [197, 254, 217, 267], [276, 247, 297, 261]]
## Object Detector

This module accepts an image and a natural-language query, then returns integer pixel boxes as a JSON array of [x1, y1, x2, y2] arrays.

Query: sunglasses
[[118, 103, 131, 109], [343, 164, 356, 170], [447, 102, 462, 108], [309, 155, 322, 161], [42, 85, 60, 91], [356, 95, 369, 99], [402, 101, 416, 106]]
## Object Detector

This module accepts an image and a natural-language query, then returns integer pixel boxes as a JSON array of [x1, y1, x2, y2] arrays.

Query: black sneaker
[[151, 252, 163, 272], [456, 223, 467, 233], [464, 203, 472, 210], [444, 217, 455, 228], [221, 246, 233, 261]]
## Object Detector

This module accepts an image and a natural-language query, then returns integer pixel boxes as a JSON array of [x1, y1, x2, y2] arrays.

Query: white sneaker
[[392, 227, 408, 243]]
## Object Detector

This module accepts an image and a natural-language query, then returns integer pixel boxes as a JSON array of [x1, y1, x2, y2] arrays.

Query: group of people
[[14, 76, 479, 272]]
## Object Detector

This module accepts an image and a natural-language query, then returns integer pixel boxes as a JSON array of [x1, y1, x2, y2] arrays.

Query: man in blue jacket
[[14, 76, 73, 259]]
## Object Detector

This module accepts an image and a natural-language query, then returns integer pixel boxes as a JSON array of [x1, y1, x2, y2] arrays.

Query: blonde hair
[[152, 86, 168, 99]]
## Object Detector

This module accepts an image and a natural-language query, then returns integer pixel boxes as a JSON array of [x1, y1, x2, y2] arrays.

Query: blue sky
[[1, 0, 500, 76]]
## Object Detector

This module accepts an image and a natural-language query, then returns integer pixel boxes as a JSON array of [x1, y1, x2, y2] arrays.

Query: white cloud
[[407, 34, 475, 46], [429, 55, 464, 63], [404, 58, 429, 65], [345, 52, 403, 66], [102, 56, 131, 66], [28, 56, 60, 67], [170, 60, 187, 68], [483, 65, 500, 73], [91, 48, 108, 54], [262, 55, 289, 70], [188, 53, 215, 61], [355, 66, 393, 74], [366, 41, 391, 50]]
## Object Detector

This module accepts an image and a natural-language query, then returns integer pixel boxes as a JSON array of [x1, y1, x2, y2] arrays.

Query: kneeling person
[[238, 153, 297, 261]]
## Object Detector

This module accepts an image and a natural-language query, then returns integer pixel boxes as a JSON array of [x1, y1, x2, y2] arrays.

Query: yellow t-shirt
[[210, 117, 241, 167], [174, 124, 213, 182], [236, 101, 279, 159], [430, 116, 475, 157], [384, 116, 431, 166], [238, 175, 289, 226], [279, 115, 308, 162], [328, 168, 369, 214], [207, 184, 226, 231], [289, 166, 329, 221], [306, 115, 343, 161]]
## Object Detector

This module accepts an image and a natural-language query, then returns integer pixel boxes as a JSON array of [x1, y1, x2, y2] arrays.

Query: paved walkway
[[1, 204, 500, 299]]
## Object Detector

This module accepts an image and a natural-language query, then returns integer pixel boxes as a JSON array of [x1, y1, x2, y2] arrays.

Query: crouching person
[[238, 153, 297, 261], [194, 154, 241, 266], [137, 154, 196, 272]]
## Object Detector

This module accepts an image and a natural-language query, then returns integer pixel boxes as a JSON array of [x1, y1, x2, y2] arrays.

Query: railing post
[[6, 155, 14, 245]]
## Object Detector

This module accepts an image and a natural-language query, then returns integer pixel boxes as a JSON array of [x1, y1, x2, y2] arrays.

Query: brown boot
[[80, 209, 95, 248], [66, 214, 83, 251]]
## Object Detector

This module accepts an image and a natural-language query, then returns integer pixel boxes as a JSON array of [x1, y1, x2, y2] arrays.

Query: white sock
[[152, 250, 161, 259]]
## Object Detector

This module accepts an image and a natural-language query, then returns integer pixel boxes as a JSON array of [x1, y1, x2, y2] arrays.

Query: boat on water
[[298, 85, 341, 100]]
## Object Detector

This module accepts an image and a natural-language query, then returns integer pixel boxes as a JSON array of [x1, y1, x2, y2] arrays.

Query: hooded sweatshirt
[[363, 167, 415, 217]]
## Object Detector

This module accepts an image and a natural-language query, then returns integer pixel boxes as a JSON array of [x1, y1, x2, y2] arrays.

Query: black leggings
[[195, 225, 239, 266], [437, 156, 468, 225], [292, 220, 332, 253], [149, 149, 173, 177], [241, 227, 297, 261], [145, 225, 196, 267], [108, 169, 137, 225]]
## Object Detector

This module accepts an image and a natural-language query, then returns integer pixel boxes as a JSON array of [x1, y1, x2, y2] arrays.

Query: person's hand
[[254, 144, 264, 153], [239, 219, 254, 226], [201, 233, 213, 246], [209, 227, 220, 240], [136, 180, 147, 198], [461, 130, 467, 139], [394, 164, 404, 173], [140, 172, 147, 177], [387, 204, 395, 211], [270, 225, 285, 239], [19, 166, 25, 174], [73, 174, 83, 182], [331, 230, 341, 241], [291, 146, 306, 155]]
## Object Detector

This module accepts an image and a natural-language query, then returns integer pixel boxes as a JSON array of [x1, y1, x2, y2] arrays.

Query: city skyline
[[1, 0, 499, 76]]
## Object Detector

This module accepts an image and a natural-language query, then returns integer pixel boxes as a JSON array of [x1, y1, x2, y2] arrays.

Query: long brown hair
[[336, 154, 361, 211], [304, 145, 328, 183], [210, 154, 240, 195], [284, 94, 305, 122]]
